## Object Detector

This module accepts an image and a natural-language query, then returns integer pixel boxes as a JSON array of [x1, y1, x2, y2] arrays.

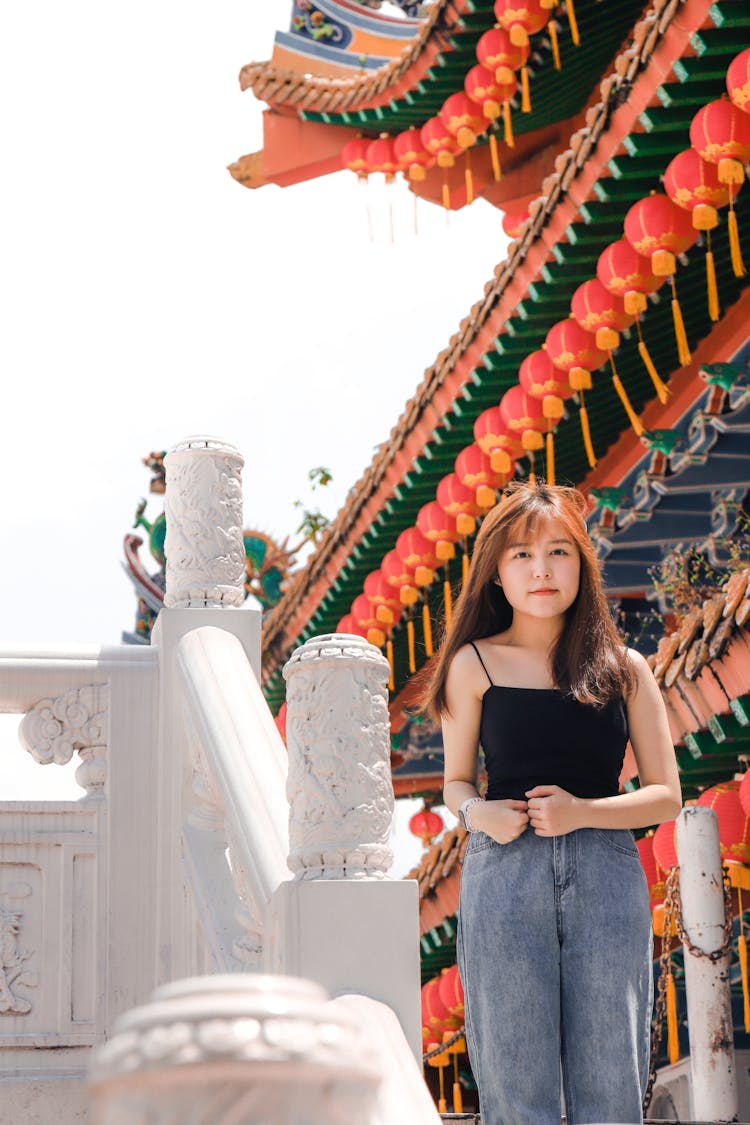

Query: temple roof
[[261, 0, 750, 711]]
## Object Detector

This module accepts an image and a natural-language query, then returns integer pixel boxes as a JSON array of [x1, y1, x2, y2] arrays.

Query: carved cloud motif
[[19, 685, 109, 767]]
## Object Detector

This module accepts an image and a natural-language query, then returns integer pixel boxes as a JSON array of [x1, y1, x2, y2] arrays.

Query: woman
[[424, 481, 681, 1125]]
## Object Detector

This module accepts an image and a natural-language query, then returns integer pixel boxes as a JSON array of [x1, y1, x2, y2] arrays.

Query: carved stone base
[[89, 974, 380, 1125]]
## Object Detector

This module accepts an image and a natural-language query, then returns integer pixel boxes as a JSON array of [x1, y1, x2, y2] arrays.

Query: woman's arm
[[526, 648, 682, 835], [442, 646, 529, 842]]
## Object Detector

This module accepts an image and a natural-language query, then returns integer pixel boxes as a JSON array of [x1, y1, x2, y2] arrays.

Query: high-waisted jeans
[[457, 826, 653, 1125]]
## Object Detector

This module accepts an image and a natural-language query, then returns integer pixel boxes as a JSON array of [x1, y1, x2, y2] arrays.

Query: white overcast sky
[[0, 3, 496, 856]]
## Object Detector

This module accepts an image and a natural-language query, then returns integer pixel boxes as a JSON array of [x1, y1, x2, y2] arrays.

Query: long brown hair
[[424, 480, 635, 718]]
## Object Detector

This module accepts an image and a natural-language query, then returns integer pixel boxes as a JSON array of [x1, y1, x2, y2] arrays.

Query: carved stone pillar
[[282, 634, 393, 880], [163, 436, 246, 609], [89, 974, 380, 1125]]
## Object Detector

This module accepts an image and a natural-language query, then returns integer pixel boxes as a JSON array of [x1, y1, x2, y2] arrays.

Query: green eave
[[299, 0, 646, 135], [262, 1, 750, 713]]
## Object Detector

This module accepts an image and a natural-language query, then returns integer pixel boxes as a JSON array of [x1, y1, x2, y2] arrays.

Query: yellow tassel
[[503, 101, 514, 149], [462, 548, 469, 586], [549, 20, 561, 70], [579, 396, 597, 468], [636, 322, 670, 404], [546, 430, 555, 485], [489, 133, 502, 182], [610, 356, 645, 437], [666, 970, 679, 1065], [521, 66, 531, 113], [422, 601, 433, 657], [464, 149, 473, 206], [442, 176, 450, 213], [386, 638, 395, 691], [453, 1053, 463, 1113], [670, 276, 691, 368], [443, 579, 453, 629], [407, 617, 415, 674], [438, 1064, 447, 1114], [566, 0, 580, 46], [706, 232, 719, 322], [729, 199, 746, 278]]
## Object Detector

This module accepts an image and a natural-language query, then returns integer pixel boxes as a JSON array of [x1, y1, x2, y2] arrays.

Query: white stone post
[[265, 634, 423, 1062], [675, 805, 739, 1121], [150, 435, 263, 984], [88, 974, 381, 1125]]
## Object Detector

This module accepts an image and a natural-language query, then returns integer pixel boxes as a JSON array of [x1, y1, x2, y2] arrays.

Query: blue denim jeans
[[457, 826, 652, 1125]]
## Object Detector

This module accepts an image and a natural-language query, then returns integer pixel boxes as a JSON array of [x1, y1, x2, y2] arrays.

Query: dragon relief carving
[[0, 884, 37, 1015]]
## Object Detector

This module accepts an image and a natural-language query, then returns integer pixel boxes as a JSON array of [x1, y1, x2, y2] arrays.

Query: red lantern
[[364, 569, 402, 626], [417, 501, 460, 562], [437, 474, 482, 537], [697, 779, 750, 865], [623, 193, 698, 277], [476, 25, 529, 82], [637, 833, 665, 909], [664, 148, 730, 230], [519, 348, 572, 400], [474, 405, 522, 471], [336, 613, 368, 639], [438, 964, 465, 1020], [502, 208, 530, 238], [382, 549, 419, 607], [652, 819, 678, 874], [393, 127, 434, 182], [571, 278, 635, 352], [351, 593, 386, 648], [493, 0, 549, 47], [455, 443, 511, 508], [624, 194, 698, 367], [365, 134, 398, 182], [396, 527, 438, 587], [597, 238, 663, 316], [341, 136, 372, 179], [727, 47, 750, 115], [422, 975, 459, 1037], [740, 770, 750, 818], [546, 318, 607, 383], [410, 807, 445, 846], [465, 65, 517, 123], [499, 385, 548, 452], [421, 117, 462, 168], [440, 91, 490, 149], [690, 99, 750, 186]]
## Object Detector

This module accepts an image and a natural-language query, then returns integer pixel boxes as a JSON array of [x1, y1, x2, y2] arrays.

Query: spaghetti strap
[[470, 641, 494, 687]]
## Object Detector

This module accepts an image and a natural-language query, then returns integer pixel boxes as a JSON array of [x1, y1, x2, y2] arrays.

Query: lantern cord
[[453, 1054, 463, 1113], [386, 637, 395, 692], [461, 545, 469, 587], [579, 392, 597, 469], [670, 275, 692, 368], [503, 101, 514, 148], [521, 66, 531, 113], [489, 132, 502, 182], [636, 320, 670, 404], [565, 0, 580, 46], [705, 230, 720, 323], [465, 148, 474, 207], [443, 578, 453, 630], [610, 354, 644, 437], [549, 20, 561, 70], [739, 887, 750, 1035], [527, 448, 536, 486], [407, 616, 416, 674], [545, 430, 556, 487], [729, 194, 746, 278], [422, 600, 434, 657], [666, 969, 679, 1066]]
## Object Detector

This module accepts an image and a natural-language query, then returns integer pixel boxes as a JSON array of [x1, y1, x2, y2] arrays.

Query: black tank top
[[470, 642, 629, 802]]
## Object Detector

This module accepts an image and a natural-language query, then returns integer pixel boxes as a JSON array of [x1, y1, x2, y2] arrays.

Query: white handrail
[[176, 625, 291, 909]]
